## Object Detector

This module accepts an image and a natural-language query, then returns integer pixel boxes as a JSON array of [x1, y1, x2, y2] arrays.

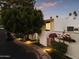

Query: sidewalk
[[15, 40, 51, 59], [32, 45, 51, 59]]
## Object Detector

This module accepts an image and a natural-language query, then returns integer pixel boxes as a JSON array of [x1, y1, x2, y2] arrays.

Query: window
[[45, 22, 51, 31], [74, 28, 78, 31], [67, 26, 74, 31]]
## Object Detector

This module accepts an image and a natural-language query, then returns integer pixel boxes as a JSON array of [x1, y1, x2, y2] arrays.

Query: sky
[[35, 0, 79, 19]]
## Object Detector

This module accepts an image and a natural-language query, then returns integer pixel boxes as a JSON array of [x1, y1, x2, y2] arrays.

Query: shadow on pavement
[[0, 29, 38, 59]]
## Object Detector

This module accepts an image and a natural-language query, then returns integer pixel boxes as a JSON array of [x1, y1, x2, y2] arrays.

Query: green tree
[[0, 0, 34, 33], [28, 9, 44, 34], [0, 16, 2, 25], [25, 9, 44, 40], [0, 0, 44, 39], [1, 8, 27, 33]]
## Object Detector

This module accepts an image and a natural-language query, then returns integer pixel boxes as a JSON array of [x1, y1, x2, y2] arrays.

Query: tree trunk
[[26, 34, 29, 40], [31, 34, 34, 40]]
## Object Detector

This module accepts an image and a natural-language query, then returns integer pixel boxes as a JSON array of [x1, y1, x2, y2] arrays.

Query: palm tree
[[73, 11, 78, 16], [69, 11, 78, 19], [56, 15, 59, 18], [69, 13, 72, 16]]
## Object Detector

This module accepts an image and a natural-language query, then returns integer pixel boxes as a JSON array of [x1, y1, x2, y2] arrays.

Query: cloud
[[35, 0, 68, 10], [35, 2, 57, 9]]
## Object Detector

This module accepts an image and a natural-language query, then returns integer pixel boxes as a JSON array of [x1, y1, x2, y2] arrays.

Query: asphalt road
[[0, 29, 38, 59]]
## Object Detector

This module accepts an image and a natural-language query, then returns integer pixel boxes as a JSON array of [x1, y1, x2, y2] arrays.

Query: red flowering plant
[[63, 34, 76, 43], [49, 33, 57, 41], [58, 33, 76, 43], [49, 33, 57, 38]]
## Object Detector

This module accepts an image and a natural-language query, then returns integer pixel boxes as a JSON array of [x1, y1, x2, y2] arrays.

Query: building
[[40, 15, 79, 59]]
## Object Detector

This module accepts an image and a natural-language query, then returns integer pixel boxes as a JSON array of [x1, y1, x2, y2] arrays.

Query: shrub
[[52, 41, 68, 54], [15, 33, 24, 38], [49, 51, 72, 59]]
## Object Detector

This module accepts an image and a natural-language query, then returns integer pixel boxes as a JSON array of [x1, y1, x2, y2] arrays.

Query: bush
[[49, 51, 72, 59], [49, 51, 64, 59], [48, 41, 71, 59], [52, 41, 68, 54], [15, 33, 24, 38]]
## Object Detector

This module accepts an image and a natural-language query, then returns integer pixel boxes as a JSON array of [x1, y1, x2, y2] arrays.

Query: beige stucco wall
[[54, 16, 79, 31]]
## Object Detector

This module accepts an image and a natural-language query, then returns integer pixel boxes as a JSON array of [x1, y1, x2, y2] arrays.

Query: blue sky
[[35, 0, 79, 19]]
